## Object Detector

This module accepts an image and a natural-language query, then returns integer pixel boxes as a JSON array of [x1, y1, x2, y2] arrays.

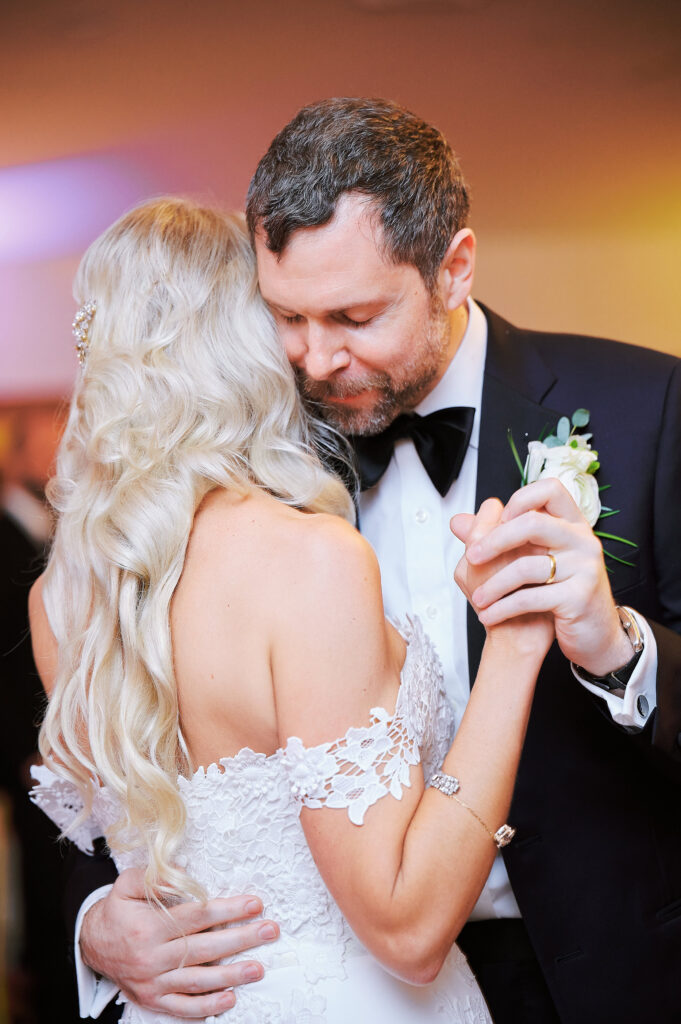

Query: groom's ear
[[437, 229, 476, 311]]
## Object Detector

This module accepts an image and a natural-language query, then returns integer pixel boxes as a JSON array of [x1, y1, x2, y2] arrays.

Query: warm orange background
[[2, 0, 680, 417]]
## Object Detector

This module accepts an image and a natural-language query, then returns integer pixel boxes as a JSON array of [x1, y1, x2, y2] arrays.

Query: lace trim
[[29, 763, 104, 854], [30, 617, 452, 841], [282, 617, 447, 826]]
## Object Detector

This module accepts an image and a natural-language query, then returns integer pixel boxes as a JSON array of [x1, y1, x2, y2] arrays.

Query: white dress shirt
[[359, 298, 658, 920]]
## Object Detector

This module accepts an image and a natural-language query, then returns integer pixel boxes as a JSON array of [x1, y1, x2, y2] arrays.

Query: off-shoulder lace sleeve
[[30, 763, 105, 854], [283, 616, 453, 826]]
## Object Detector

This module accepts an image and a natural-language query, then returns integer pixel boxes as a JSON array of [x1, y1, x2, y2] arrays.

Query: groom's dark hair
[[245, 97, 470, 292]]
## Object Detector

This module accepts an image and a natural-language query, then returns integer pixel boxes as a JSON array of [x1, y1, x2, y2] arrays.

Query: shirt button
[[636, 695, 649, 718], [426, 605, 438, 620], [414, 508, 429, 524]]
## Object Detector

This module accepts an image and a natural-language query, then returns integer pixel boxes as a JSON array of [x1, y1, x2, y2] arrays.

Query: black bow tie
[[351, 406, 475, 497]]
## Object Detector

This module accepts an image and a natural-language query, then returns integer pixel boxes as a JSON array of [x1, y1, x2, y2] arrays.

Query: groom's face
[[255, 194, 455, 436]]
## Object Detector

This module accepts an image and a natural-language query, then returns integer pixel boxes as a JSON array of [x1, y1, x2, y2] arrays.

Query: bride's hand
[[451, 499, 555, 661]]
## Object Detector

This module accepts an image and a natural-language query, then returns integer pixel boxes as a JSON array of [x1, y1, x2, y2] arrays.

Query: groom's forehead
[[254, 198, 400, 303], [255, 238, 410, 322]]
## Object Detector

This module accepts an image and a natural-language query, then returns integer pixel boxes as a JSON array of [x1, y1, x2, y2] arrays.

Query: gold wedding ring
[[544, 552, 557, 585]]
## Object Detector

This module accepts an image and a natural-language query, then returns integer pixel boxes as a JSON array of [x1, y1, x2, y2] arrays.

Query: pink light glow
[[0, 154, 153, 264]]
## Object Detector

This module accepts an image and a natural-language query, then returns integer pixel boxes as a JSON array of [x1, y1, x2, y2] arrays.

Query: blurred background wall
[[0, 0, 679, 1018], [1, 0, 680, 410]]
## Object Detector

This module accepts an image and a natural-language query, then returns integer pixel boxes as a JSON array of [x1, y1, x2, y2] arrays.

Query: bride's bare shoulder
[[181, 485, 375, 604], [192, 486, 368, 567]]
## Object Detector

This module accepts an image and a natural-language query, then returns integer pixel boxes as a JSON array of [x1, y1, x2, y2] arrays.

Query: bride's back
[[171, 486, 316, 768]]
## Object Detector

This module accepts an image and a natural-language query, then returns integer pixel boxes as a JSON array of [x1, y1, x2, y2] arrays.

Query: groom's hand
[[458, 479, 632, 676], [80, 868, 279, 1018]]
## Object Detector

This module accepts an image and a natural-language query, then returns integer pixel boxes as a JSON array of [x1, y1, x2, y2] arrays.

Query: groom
[[70, 100, 681, 1023]]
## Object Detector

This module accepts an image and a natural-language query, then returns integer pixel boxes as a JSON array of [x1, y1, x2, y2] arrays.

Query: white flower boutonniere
[[508, 409, 637, 570]]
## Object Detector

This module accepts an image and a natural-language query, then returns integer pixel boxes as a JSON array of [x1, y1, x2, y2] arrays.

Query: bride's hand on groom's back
[[80, 868, 278, 1017]]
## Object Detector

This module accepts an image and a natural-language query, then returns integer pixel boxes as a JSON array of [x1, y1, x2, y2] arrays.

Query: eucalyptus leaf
[[557, 417, 570, 442], [544, 435, 563, 448], [572, 408, 590, 428], [594, 531, 638, 549], [602, 550, 637, 568], [506, 429, 527, 485]]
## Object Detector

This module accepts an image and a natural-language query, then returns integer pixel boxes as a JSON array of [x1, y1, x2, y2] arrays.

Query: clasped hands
[[451, 477, 632, 676]]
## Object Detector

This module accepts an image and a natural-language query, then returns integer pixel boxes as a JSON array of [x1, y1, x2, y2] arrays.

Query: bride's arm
[[272, 506, 551, 986]]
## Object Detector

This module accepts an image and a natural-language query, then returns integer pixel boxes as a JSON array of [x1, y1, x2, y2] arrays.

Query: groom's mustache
[[296, 369, 390, 403]]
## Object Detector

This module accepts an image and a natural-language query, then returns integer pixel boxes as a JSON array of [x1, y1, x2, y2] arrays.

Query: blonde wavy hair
[[40, 197, 354, 903]]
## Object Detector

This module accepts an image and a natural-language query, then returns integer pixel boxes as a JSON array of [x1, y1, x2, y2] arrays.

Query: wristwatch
[[574, 606, 644, 699]]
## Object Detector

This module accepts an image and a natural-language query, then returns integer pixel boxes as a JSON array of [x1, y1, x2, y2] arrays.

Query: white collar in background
[[415, 298, 487, 450], [3, 483, 53, 546]]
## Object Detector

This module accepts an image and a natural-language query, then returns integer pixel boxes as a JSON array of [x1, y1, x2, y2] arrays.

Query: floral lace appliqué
[[29, 763, 103, 853], [283, 616, 452, 825]]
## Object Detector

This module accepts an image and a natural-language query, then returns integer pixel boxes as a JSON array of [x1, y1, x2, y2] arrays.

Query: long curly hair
[[39, 197, 354, 902]]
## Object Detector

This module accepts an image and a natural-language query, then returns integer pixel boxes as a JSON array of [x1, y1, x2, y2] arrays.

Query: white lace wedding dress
[[31, 618, 491, 1024]]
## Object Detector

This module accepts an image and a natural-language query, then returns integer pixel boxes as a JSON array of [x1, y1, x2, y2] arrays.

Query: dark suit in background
[[0, 509, 79, 1022]]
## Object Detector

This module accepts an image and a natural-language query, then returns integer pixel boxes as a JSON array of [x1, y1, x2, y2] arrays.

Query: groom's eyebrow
[[266, 300, 297, 316], [268, 298, 388, 319]]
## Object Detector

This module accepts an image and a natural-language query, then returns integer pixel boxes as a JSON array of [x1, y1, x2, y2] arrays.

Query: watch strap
[[577, 647, 644, 698], [574, 606, 645, 698]]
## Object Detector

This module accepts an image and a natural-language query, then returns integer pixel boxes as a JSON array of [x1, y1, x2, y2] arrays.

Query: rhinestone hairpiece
[[72, 300, 97, 366]]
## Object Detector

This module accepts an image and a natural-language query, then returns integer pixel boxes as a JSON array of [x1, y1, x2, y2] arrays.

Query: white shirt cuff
[[75, 884, 121, 1018], [572, 612, 658, 728]]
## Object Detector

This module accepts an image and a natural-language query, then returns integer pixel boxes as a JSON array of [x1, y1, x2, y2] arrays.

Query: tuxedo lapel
[[467, 306, 562, 684]]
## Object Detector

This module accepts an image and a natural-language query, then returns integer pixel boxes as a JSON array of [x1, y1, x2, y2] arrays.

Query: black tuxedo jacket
[[468, 305, 681, 1022], [63, 306, 681, 1023]]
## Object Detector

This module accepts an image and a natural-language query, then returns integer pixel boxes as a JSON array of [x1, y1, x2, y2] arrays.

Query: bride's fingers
[[449, 512, 475, 543], [500, 478, 585, 524], [464, 498, 505, 549], [471, 552, 568, 608], [452, 500, 507, 600]]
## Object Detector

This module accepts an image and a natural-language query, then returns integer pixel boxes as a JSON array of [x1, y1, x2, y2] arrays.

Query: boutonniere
[[508, 409, 637, 570]]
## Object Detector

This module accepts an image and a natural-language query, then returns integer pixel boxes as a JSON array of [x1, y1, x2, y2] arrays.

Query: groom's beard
[[295, 299, 451, 437]]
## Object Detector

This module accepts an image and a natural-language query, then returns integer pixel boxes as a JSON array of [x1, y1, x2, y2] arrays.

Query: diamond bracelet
[[429, 772, 516, 849]]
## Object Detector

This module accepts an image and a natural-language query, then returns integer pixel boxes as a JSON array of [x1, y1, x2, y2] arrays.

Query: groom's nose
[[298, 323, 351, 381]]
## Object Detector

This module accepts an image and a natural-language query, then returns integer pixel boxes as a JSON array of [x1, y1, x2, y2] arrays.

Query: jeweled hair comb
[[72, 300, 97, 366]]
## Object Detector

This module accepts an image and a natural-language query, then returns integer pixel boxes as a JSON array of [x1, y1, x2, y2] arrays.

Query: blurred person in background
[[0, 405, 78, 1022]]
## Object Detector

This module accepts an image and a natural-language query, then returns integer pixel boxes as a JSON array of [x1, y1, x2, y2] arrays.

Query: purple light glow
[[0, 154, 153, 264]]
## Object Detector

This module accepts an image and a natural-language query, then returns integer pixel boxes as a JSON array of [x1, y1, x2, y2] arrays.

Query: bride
[[30, 197, 552, 1023]]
